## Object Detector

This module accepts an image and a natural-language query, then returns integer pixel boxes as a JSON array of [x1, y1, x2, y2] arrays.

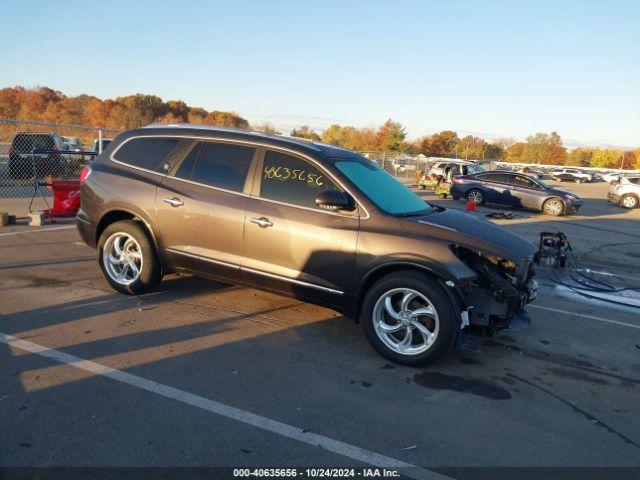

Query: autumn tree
[[205, 111, 249, 129], [454, 135, 489, 160], [418, 130, 459, 157], [291, 125, 321, 141], [505, 142, 526, 163], [590, 149, 621, 168]]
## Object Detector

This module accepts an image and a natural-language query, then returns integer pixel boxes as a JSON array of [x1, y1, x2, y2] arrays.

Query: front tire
[[98, 220, 162, 294], [621, 194, 639, 209], [360, 271, 458, 366], [543, 197, 565, 216]]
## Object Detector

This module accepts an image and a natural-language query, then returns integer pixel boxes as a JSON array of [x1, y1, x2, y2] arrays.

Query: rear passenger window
[[191, 142, 255, 192], [478, 173, 510, 183], [114, 137, 180, 171], [260, 151, 338, 209]]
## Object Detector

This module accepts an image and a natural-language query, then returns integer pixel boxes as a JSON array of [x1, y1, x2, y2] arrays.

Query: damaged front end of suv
[[451, 246, 538, 334], [399, 208, 539, 337]]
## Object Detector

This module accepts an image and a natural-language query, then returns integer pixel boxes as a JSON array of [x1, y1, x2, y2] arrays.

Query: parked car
[[608, 176, 640, 209], [62, 135, 88, 167], [551, 168, 592, 183], [77, 125, 539, 366], [599, 172, 623, 183], [450, 170, 582, 215], [91, 138, 113, 153], [518, 166, 544, 179], [429, 160, 476, 180], [8, 132, 69, 178]]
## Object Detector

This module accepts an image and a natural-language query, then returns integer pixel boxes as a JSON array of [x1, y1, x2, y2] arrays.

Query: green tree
[[375, 119, 407, 151], [522, 132, 550, 164]]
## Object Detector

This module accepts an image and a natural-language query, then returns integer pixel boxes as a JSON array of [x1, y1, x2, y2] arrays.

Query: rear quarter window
[[113, 137, 181, 171]]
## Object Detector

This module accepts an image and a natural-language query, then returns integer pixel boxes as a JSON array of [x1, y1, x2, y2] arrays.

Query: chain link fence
[[361, 151, 434, 181], [0, 118, 121, 217]]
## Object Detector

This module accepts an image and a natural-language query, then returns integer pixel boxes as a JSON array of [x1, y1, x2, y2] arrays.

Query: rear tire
[[360, 271, 458, 366], [466, 189, 484, 205], [98, 220, 162, 294], [621, 194, 639, 209], [543, 197, 565, 216]]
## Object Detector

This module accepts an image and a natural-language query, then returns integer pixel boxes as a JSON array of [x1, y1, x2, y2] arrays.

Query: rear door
[[241, 149, 359, 306], [476, 172, 512, 203], [156, 139, 259, 281]]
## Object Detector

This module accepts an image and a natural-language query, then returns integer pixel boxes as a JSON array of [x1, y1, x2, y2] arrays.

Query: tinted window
[[192, 142, 255, 192], [114, 137, 180, 171], [512, 175, 538, 188], [478, 173, 511, 183], [175, 143, 202, 179], [260, 151, 338, 209], [628, 178, 640, 185], [12, 134, 55, 153]]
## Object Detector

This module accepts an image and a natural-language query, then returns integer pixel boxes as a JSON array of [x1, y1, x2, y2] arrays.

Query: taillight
[[80, 165, 92, 184], [8, 146, 14, 156]]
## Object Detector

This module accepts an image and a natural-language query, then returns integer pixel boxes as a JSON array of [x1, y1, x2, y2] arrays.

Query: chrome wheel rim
[[373, 288, 439, 356], [103, 232, 143, 286], [468, 190, 483, 204], [623, 196, 637, 208], [545, 199, 563, 215]]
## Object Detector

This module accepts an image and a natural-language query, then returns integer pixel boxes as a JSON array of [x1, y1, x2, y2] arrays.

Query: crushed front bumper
[[461, 259, 538, 333]]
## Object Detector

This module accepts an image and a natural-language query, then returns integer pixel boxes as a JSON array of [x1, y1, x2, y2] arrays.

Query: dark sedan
[[450, 170, 582, 216]]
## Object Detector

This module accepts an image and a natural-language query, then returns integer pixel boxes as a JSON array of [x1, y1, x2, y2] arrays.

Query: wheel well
[[621, 192, 639, 203], [95, 210, 136, 244], [355, 264, 457, 319], [543, 196, 565, 209]]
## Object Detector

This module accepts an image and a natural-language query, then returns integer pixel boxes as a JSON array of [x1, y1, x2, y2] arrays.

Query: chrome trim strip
[[165, 248, 240, 271], [241, 266, 344, 295], [166, 247, 343, 295], [109, 134, 370, 220], [417, 220, 458, 232]]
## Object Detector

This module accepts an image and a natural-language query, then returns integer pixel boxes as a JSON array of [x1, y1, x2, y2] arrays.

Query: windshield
[[534, 178, 550, 189], [334, 158, 433, 216]]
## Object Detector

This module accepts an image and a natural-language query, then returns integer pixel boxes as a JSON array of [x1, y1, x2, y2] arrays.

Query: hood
[[547, 187, 578, 198], [401, 208, 537, 263]]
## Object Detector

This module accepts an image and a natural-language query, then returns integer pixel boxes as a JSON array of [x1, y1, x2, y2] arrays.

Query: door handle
[[250, 217, 273, 228], [163, 197, 184, 207]]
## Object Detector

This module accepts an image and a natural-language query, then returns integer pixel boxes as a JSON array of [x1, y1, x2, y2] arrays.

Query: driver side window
[[259, 151, 339, 209]]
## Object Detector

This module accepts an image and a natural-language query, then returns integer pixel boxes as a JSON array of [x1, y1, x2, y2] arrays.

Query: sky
[[0, 0, 639, 148]]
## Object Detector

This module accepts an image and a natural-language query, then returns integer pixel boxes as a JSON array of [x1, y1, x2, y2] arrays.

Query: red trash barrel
[[45, 179, 81, 218]]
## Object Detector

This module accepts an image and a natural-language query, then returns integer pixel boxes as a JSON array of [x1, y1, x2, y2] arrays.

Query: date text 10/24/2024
[[233, 468, 401, 478]]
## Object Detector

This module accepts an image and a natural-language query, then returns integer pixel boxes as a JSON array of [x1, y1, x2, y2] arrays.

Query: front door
[[241, 149, 359, 307], [510, 174, 543, 209], [156, 140, 258, 281]]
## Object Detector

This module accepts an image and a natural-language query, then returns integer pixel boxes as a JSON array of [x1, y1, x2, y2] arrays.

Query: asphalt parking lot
[[1, 180, 640, 479]]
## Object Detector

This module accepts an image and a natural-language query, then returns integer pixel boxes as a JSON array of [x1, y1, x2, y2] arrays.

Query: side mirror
[[315, 190, 354, 211]]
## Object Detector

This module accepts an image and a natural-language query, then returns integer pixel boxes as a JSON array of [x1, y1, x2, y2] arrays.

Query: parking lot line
[[0, 225, 76, 237], [530, 304, 640, 329], [0, 332, 448, 480]]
